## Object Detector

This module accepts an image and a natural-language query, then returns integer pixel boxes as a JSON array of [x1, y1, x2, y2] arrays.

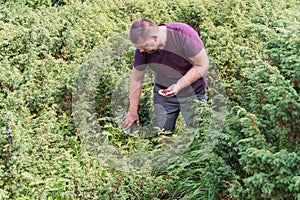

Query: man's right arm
[[122, 68, 146, 129]]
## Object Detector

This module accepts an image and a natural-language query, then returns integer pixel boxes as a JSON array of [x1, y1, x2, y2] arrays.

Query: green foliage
[[266, 16, 300, 93], [239, 62, 299, 151], [172, 0, 300, 199], [0, 0, 299, 199], [236, 148, 300, 199]]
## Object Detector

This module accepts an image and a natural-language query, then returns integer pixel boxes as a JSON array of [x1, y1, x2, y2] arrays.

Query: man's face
[[135, 37, 159, 54]]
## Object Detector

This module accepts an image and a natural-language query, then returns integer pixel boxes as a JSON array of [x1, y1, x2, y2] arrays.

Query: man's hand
[[122, 112, 140, 130], [122, 68, 145, 130], [158, 84, 179, 97]]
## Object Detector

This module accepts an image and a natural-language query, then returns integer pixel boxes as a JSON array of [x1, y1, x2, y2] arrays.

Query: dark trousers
[[153, 85, 206, 132]]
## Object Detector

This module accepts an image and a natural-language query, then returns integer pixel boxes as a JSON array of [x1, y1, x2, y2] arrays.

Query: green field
[[0, 0, 299, 199]]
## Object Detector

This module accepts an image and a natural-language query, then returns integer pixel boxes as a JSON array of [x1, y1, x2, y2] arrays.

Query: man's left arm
[[166, 48, 209, 96]]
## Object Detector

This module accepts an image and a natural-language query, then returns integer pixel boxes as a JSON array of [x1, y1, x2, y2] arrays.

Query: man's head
[[130, 18, 160, 53]]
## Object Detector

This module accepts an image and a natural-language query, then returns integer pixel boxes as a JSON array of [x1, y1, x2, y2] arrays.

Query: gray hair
[[129, 18, 159, 43]]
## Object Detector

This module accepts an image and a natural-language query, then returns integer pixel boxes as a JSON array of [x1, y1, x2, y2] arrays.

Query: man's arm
[[122, 68, 146, 129], [163, 48, 209, 96]]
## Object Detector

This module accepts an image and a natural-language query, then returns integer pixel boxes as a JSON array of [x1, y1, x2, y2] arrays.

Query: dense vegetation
[[0, 0, 299, 199]]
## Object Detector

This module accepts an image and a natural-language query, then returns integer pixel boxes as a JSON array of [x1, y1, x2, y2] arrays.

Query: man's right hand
[[121, 112, 140, 130]]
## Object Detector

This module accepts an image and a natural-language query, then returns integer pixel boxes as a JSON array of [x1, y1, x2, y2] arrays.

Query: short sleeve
[[181, 26, 204, 58], [133, 49, 148, 71]]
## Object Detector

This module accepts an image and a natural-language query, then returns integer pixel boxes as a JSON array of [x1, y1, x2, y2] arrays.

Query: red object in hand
[[161, 89, 170, 95]]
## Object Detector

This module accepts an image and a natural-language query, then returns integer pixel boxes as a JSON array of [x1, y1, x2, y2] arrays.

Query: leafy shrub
[[265, 16, 300, 93], [0, 0, 299, 199]]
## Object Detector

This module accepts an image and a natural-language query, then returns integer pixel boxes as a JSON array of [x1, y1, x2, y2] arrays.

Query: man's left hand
[[158, 84, 179, 97]]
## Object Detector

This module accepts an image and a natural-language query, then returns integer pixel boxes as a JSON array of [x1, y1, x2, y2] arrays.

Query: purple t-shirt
[[133, 22, 206, 96]]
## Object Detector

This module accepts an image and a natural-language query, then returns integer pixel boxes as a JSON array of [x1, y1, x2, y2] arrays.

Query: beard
[[145, 48, 158, 54], [146, 50, 156, 54]]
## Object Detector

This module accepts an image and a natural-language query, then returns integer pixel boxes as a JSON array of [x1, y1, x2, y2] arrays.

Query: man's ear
[[152, 35, 159, 41]]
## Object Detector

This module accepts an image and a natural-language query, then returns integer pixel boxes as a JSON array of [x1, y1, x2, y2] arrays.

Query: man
[[122, 18, 209, 133]]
